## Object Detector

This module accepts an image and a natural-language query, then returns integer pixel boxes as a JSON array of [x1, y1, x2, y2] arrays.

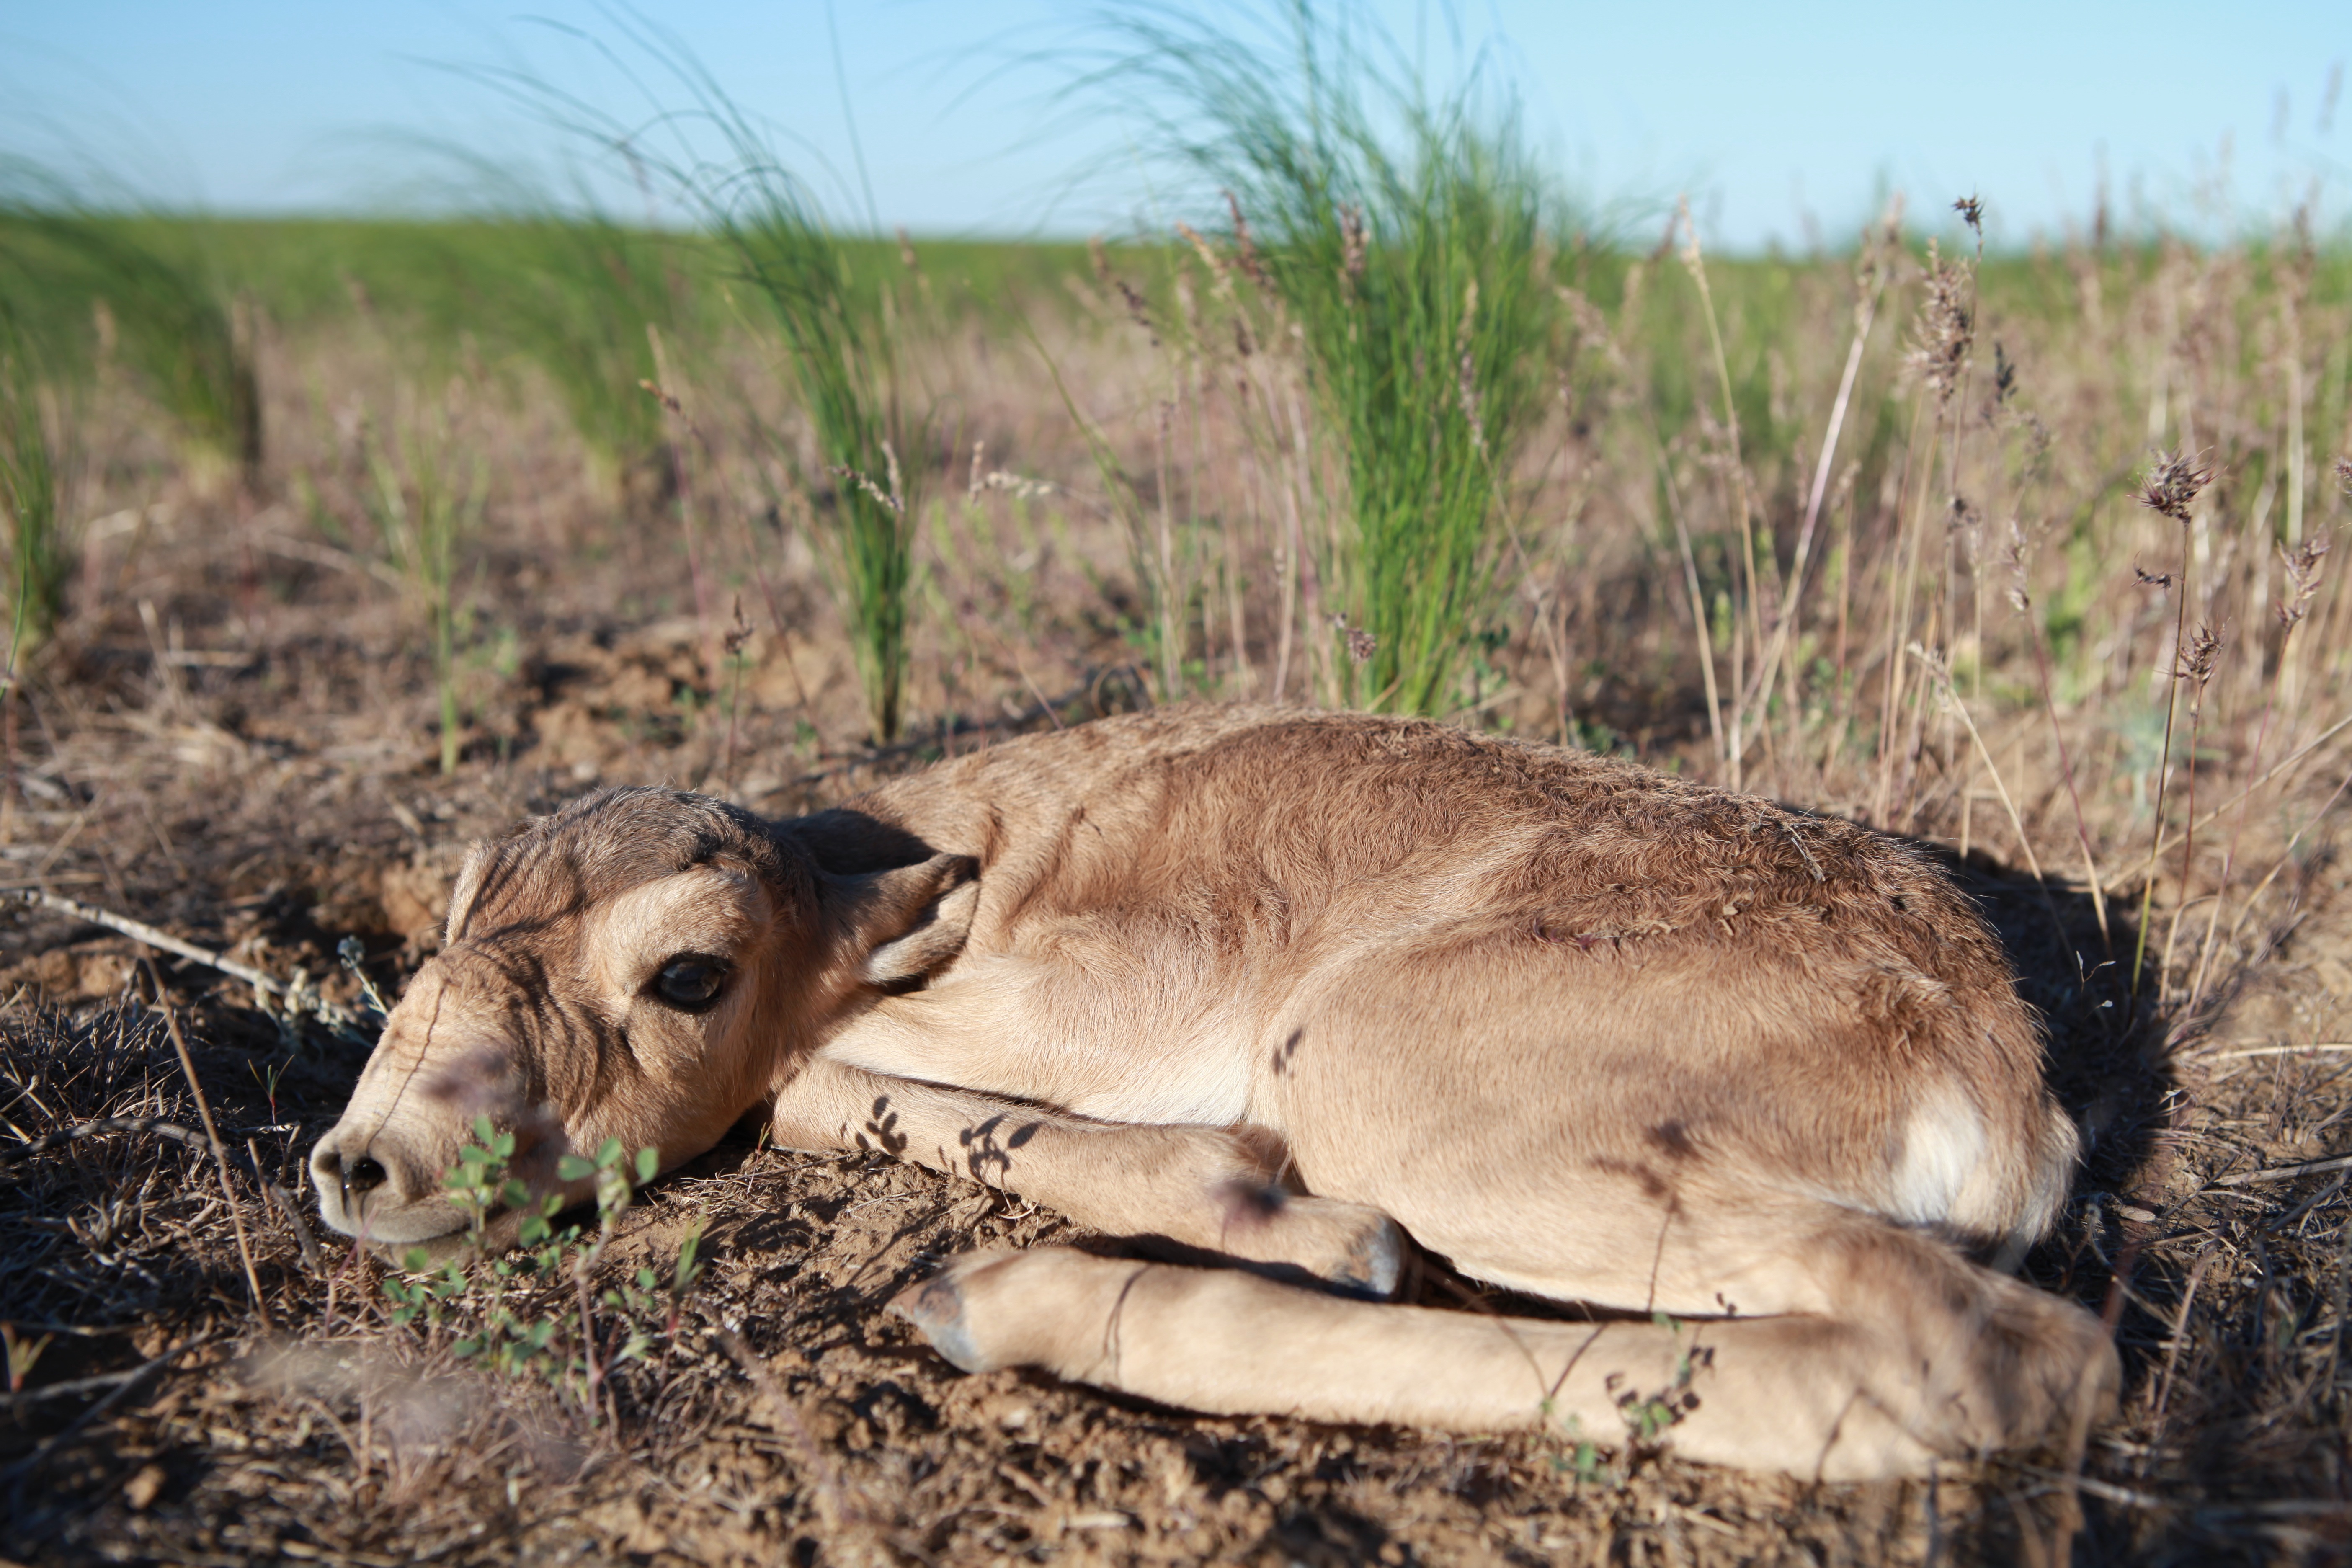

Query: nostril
[[346, 1157, 388, 1194]]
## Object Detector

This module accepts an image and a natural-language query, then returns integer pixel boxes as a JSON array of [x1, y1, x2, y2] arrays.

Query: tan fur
[[311, 706, 2117, 1478]]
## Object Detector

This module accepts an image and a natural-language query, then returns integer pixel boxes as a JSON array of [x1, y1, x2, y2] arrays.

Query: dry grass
[[0, 218, 2349, 1565]]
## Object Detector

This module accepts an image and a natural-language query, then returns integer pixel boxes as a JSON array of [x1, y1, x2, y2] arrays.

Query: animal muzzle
[[309, 1126, 467, 1244], [309, 1021, 560, 1244]]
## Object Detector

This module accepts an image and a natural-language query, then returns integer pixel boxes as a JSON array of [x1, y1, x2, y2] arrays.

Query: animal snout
[[314, 1145, 389, 1195], [310, 1131, 423, 1233]]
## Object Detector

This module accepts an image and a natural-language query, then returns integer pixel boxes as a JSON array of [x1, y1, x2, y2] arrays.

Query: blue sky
[[2, 1, 2345, 250]]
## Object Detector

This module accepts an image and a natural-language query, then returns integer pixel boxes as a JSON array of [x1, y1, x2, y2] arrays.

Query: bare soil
[[3, 433, 2351, 1568]]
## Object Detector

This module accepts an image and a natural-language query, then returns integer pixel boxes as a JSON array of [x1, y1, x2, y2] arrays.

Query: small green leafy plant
[[380, 1116, 704, 1413], [2, 1320, 54, 1395], [1539, 1405, 1612, 1488], [1538, 1311, 1701, 1485], [1619, 1312, 1702, 1447]]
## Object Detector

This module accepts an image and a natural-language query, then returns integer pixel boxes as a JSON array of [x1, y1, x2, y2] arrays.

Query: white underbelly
[[1052, 1032, 1256, 1126]]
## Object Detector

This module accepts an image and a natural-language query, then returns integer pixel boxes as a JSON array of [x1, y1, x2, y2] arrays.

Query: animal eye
[[650, 954, 730, 1013]]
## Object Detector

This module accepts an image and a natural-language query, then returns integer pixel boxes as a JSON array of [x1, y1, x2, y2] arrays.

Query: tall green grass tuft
[[720, 163, 925, 744], [0, 305, 66, 657], [468, 23, 927, 742], [0, 169, 260, 487], [390, 146, 695, 508], [1109, 3, 1559, 714], [360, 377, 489, 776], [499, 211, 687, 506]]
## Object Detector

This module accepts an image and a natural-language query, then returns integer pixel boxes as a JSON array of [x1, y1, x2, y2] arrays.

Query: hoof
[[889, 1259, 995, 1372], [1335, 1215, 1408, 1300]]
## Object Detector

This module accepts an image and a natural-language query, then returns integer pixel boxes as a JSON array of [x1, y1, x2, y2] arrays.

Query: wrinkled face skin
[[309, 788, 970, 1249]]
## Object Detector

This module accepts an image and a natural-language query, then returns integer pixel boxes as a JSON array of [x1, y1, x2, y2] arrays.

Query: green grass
[[0, 304, 65, 657], [1106, 0, 1563, 715], [357, 376, 488, 776], [431, 212, 690, 491], [10, 178, 2343, 748], [0, 198, 259, 485], [462, 20, 944, 745], [717, 171, 931, 744], [195, 218, 1095, 331]]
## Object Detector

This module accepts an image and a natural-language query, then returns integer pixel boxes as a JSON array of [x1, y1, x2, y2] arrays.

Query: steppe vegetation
[[4, 11, 2352, 1563]]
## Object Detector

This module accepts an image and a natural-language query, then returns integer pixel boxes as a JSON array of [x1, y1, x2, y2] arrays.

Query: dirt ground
[[4, 461, 2352, 1568]]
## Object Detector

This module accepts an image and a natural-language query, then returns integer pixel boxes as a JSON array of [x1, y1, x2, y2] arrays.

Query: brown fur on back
[[847, 707, 2069, 1242]]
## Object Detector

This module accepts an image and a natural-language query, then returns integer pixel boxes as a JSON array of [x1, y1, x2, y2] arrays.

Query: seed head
[[1333, 615, 1377, 663], [971, 467, 1056, 502], [2134, 449, 2213, 523], [1115, 280, 1158, 345], [2005, 519, 2035, 612], [2334, 455, 2352, 494], [2279, 536, 2331, 629], [1224, 191, 1267, 290], [1455, 280, 1486, 458], [2133, 564, 2175, 592], [828, 443, 905, 516], [1673, 197, 1720, 315], [1906, 240, 1973, 404], [2176, 624, 2220, 686], [1457, 350, 1486, 458], [1339, 203, 1368, 292], [1174, 222, 1225, 284], [1952, 194, 1985, 237]]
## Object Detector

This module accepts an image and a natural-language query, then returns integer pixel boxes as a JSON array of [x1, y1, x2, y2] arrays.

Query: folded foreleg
[[769, 1057, 1403, 1296]]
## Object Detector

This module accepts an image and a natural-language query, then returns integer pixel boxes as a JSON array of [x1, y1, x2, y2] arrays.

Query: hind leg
[[890, 1212, 2117, 1481]]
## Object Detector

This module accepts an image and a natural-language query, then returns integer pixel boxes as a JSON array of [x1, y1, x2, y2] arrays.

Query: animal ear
[[443, 840, 498, 944], [830, 853, 981, 986]]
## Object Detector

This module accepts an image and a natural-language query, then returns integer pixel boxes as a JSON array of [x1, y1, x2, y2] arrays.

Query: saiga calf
[[311, 707, 2119, 1479]]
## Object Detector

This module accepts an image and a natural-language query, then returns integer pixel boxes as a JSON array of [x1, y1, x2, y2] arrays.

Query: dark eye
[[650, 954, 730, 1013]]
